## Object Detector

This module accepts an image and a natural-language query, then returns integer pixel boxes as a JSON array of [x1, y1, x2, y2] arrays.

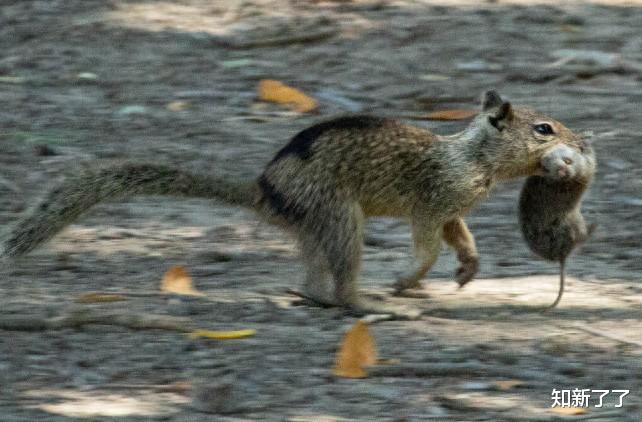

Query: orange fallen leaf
[[493, 380, 525, 391], [424, 109, 477, 120], [550, 407, 588, 415], [160, 266, 204, 296], [333, 320, 377, 378], [76, 292, 128, 303], [258, 79, 317, 113], [188, 329, 256, 340]]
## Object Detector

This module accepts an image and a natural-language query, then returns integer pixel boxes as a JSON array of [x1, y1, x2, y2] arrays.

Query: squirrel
[[1, 90, 587, 319], [519, 140, 596, 309]]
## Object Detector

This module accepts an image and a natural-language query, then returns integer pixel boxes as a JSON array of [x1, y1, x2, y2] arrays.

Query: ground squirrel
[[2, 90, 586, 319], [519, 140, 596, 309]]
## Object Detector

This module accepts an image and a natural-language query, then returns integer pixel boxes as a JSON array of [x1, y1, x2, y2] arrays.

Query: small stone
[[562, 15, 585, 26], [221, 59, 254, 68], [77, 72, 98, 81], [315, 88, 362, 112], [191, 381, 244, 414], [166, 297, 191, 316], [196, 251, 233, 262], [553, 362, 586, 377], [539, 336, 571, 356], [419, 73, 451, 82], [33, 144, 57, 156], [605, 158, 632, 171], [550, 49, 621, 67], [461, 381, 491, 391], [116, 105, 148, 116], [166, 101, 190, 112], [456, 60, 502, 72]]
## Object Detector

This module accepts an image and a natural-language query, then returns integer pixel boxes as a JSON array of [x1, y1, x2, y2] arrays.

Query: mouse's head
[[471, 90, 588, 180], [538, 141, 596, 181]]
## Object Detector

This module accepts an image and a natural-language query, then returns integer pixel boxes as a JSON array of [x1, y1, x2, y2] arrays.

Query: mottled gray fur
[[2, 91, 586, 318]]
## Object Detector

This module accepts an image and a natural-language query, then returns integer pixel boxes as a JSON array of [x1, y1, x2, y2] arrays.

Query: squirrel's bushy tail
[[2, 163, 257, 259]]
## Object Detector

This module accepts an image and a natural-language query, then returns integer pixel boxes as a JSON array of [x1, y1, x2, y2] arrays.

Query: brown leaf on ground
[[258, 79, 317, 113], [333, 320, 378, 378], [424, 109, 477, 120], [160, 266, 204, 296]]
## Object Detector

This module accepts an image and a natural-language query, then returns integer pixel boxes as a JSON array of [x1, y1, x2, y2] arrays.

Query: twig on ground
[[0, 308, 193, 332], [564, 322, 642, 349], [368, 362, 547, 381], [216, 28, 338, 49], [285, 288, 335, 308]]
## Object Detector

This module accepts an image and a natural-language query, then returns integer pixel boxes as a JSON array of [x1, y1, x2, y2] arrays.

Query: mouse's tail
[[546, 259, 566, 310]]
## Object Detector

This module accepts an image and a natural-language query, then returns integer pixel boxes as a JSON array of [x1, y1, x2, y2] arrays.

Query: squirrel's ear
[[481, 90, 503, 111], [488, 102, 514, 132]]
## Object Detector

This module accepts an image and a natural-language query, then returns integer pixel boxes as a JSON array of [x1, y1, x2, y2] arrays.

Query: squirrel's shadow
[[422, 303, 642, 321]]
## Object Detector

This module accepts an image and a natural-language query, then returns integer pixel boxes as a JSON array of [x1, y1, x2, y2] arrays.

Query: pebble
[[116, 105, 148, 116], [191, 382, 244, 414], [460, 381, 492, 391], [455, 60, 502, 72], [33, 144, 57, 156]]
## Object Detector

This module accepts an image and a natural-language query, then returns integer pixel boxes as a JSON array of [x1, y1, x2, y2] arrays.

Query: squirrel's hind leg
[[302, 201, 420, 319]]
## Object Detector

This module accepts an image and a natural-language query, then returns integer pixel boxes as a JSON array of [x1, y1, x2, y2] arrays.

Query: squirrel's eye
[[534, 123, 555, 136]]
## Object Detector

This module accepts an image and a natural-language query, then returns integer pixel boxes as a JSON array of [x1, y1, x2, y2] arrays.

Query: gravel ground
[[1, 1, 642, 420]]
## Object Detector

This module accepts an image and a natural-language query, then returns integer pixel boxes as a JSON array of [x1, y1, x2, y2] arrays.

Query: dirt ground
[[1, 0, 642, 420]]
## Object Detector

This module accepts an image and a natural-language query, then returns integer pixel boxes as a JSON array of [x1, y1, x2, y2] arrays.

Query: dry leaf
[[333, 320, 377, 378], [424, 109, 477, 120], [76, 292, 128, 303], [188, 329, 256, 340], [493, 380, 525, 391], [550, 407, 588, 415], [160, 266, 204, 296], [258, 79, 317, 113]]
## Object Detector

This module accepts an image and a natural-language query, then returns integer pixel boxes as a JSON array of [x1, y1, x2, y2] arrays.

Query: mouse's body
[[519, 141, 596, 308]]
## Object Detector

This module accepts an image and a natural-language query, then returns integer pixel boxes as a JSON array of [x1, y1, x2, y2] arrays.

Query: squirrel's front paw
[[455, 255, 479, 288], [392, 275, 429, 298]]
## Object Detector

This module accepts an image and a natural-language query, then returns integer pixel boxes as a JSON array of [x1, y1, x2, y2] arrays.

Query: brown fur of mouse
[[519, 141, 596, 308]]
